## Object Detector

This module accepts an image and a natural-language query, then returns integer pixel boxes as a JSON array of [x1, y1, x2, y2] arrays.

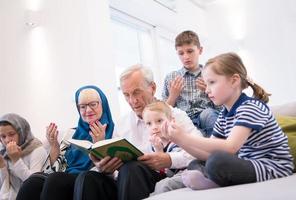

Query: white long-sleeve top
[[0, 146, 47, 200], [114, 107, 201, 169]]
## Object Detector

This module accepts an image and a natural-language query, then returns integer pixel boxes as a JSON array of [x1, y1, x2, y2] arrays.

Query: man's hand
[[196, 77, 206, 92], [89, 154, 123, 174], [6, 141, 22, 164], [138, 152, 172, 171], [46, 123, 60, 165]]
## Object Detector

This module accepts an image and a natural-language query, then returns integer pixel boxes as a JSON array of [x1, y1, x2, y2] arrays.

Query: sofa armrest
[[271, 102, 296, 117]]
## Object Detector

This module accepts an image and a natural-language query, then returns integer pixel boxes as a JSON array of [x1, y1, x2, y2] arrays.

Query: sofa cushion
[[272, 101, 296, 117], [276, 115, 296, 171]]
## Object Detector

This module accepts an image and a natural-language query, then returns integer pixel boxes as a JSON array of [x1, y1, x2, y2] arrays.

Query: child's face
[[176, 43, 202, 71], [203, 67, 238, 109], [143, 110, 169, 139], [0, 125, 20, 146]]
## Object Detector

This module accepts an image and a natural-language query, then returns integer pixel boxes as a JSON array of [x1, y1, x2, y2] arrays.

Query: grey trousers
[[150, 172, 185, 196]]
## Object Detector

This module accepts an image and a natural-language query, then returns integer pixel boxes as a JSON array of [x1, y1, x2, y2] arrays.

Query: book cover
[[67, 137, 144, 162]]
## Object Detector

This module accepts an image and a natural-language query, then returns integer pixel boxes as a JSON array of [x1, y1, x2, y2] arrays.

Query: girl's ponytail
[[246, 77, 271, 103]]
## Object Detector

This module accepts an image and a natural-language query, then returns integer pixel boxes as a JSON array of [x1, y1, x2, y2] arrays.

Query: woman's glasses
[[77, 101, 100, 112]]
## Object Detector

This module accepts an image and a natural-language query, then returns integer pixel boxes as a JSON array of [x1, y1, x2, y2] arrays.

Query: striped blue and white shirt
[[213, 93, 294, 182]]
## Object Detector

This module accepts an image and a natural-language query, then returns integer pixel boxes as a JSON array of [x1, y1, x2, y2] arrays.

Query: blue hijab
[[65, 85, 114, 174]]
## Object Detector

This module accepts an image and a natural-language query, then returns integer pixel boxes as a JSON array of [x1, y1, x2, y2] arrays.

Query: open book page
[[67, 138, 93, 150], [91, 137, 125, 148], [67, 137, 143, 161]]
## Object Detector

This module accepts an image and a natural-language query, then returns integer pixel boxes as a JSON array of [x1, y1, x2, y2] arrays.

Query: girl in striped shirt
[[163, 52, 294, 190]]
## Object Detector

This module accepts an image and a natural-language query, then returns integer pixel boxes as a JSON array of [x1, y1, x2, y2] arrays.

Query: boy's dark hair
[[175, 30, 200, 48]]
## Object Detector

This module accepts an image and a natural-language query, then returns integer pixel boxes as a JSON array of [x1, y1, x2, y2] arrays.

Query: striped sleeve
[[235, 101, 270, 131], [212, 111, 227, 139]]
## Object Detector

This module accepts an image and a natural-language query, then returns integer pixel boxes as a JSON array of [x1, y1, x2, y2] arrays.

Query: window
[[110, 9, 155, 116], [110, 8, 180, 117]]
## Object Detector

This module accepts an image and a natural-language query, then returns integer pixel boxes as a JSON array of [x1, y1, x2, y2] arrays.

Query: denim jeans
[[191, 108, 219, 137]]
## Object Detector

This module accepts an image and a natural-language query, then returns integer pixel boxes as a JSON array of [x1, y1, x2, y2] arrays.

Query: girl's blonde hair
[[143, 101, 172, 119], [205, 52, 271, 103]]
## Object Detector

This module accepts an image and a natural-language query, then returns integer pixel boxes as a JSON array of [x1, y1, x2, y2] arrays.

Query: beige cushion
[[271, 102, 296, 117]]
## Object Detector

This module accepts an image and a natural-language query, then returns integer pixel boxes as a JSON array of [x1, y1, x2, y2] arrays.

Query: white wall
[[1, 0, 295, 139], [0, 0, 119, 140], [204, 0, 296, 105]]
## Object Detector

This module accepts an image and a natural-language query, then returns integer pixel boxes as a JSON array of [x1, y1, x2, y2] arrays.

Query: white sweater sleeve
[[10, 146, 48, 181], [0, 165, 9, 186]]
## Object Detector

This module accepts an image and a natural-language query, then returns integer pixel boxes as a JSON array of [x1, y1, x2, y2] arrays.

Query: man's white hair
[[119, 64, 154, 85]]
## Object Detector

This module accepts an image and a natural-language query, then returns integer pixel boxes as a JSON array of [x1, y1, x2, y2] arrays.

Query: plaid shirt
[[162, 66, 216, 117]]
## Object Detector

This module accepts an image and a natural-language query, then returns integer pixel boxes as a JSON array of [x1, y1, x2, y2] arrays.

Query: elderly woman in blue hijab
[[16, 85, 115, 200], [0, 113, 47, 200]]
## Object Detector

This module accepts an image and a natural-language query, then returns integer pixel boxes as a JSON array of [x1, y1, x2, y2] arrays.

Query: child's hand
[[196, 77, 206, 92], [89, 120, 106, 143], [169, 76, 184, 99], [6, 141, 22, 163], [150, 134, 164, 152], [161, 120, 170, 139], [0, 155, 5, 168], [162, 120, 183, 143]]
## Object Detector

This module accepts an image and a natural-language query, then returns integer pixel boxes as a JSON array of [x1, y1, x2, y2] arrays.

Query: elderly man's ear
[[150, 82, 156, 96]]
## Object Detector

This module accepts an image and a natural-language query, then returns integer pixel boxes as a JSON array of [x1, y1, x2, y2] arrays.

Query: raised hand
[[46, 123, 60, 165], [196, 77, 207, 92], [89, 120, 107, 143], [149, 134, 164, 152], [169, 76, 184, 98], [6, 141, 22, 163], [161, 120, 182, 143], [46, 123, 59, 147]]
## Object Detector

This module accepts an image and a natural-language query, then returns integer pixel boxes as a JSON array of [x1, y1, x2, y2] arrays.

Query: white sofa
[[147, 174, 296, 200], [147, 102, 296, 200]]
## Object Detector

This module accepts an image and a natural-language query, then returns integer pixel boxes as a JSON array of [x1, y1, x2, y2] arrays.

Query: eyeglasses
[[77, 101, 100, 112]]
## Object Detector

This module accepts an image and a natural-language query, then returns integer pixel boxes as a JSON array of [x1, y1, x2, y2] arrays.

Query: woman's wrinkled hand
[[46, 123, 60, 165], [89, 121, 106, 143], [46, 123, 59, 148]]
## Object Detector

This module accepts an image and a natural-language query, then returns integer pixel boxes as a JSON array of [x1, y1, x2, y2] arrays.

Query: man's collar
[[131, 111, 144, 125]]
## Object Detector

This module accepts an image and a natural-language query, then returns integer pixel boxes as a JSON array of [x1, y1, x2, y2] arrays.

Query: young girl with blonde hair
[[164, 52, 294, 190]]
